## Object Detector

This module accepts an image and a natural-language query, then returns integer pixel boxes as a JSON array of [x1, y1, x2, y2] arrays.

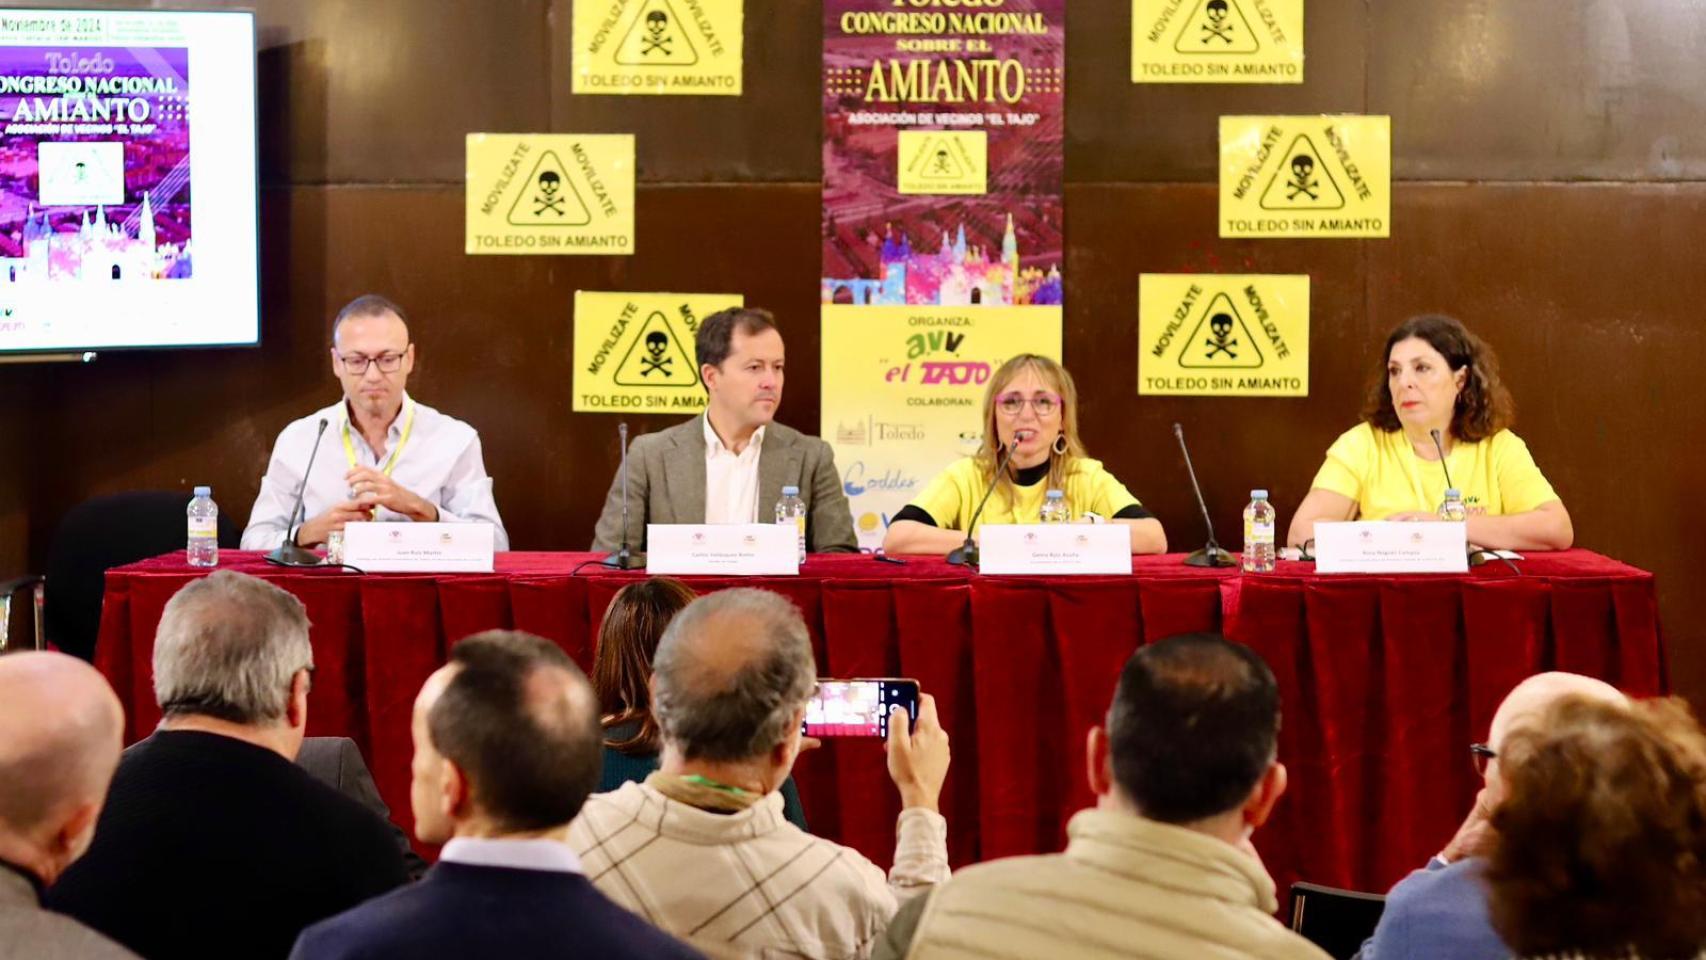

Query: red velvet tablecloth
[[95, 549, 1663, 898]]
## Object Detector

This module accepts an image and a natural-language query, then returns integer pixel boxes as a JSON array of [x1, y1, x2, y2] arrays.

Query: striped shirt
[[568, 780, 949, 960]]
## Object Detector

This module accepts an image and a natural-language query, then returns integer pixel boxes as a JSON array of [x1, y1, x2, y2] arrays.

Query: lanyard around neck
[[342, 398, 416, 476]]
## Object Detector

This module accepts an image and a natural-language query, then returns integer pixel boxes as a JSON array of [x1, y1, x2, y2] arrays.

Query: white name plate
[[646, 524, 799, 576], [979, 524, 1133, 575], [342, 522, 496, 573], [1314, 521, 1468, 574]]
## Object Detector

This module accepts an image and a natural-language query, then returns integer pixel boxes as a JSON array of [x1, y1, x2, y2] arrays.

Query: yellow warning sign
[[1133, 0, 1303, 84], [572, 0, 743, 96], [896, 130, 987, 196], [1138, 274, 1309, 396], [508, 150, 592, 226], [466, 134, 635, 255], [573, 291, 744, 413], [1220, 116, 1389, 238]]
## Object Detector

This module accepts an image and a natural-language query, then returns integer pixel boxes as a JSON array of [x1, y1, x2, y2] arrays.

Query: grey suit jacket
[[296, 737, 428, 881], [0, 864, 139, 960], [591, 415, 859, 554]]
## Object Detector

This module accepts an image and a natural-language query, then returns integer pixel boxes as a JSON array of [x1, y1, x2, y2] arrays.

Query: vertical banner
[[822, 2, 1067, 549], [823, 305, 1063, 548]]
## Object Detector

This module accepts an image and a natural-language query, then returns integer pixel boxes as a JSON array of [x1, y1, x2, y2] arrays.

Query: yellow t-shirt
[[1309, 423, 1560, 520], [908, 457, 1145, 534]]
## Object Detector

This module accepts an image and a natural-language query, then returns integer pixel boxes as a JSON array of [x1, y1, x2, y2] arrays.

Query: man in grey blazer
[[592, 307, 858, 554], [0, 652, 139, 960]]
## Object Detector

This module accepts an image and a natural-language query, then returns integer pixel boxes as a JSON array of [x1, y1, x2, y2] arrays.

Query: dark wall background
[[3, 0, 1700, 703]]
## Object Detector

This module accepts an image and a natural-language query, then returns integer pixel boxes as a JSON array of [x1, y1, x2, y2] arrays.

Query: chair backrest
[[1290, 881, 1387, 960], [44, 490, 242, 661]]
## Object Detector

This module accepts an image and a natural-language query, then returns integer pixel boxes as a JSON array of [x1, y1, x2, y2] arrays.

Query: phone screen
[[803, 679, 920, 738]]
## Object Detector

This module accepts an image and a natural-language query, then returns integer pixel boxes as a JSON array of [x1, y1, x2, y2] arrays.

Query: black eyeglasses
[[1470, 742, 1496, 777], [336, 350, 407, 374]]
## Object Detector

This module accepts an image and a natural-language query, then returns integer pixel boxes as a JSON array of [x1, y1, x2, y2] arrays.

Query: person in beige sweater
[[875, 632, 1329, 960], [568, 587, 952, 960]]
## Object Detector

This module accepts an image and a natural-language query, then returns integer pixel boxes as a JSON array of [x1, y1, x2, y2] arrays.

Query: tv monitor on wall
[[0, 8, 257, 355]]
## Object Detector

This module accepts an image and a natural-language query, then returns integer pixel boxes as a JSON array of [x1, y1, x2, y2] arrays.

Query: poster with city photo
[[0, 44, 191, 282], [821, 0, 1064, 308]]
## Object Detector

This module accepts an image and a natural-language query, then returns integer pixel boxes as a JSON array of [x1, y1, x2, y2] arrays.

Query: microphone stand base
[[598, 549, 647, 571], [264, 544, 325, 567], [1183, 545, 1239, 568], [945, 543, 978, 568]]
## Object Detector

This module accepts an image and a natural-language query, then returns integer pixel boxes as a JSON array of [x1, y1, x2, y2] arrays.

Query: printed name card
[[342, 522, 496, 573], [979, 524, 1133, 575], [646, 524, 799, 575], [1314, 521, 1468, 574]]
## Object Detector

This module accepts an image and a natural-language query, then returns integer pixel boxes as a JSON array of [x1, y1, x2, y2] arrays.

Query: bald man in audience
[[1356, 671, 1629, 960], [0, 652, 139, 960]]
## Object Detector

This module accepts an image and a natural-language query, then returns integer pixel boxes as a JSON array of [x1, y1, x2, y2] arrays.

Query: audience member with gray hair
[[47, 571, 408, 960], [0, 651, 139, 960], [569, 587, 952, 960]]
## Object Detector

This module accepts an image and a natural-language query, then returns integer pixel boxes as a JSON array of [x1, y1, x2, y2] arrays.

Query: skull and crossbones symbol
[[1204, 313, 1239, 359], [534, 171, 565, 216], [640, 331, 673, 376], [1285, 154, 1319, 201], [642, 10, 672, 55], [1201, 0, 1235, 43], [931, 148, 953, 175]]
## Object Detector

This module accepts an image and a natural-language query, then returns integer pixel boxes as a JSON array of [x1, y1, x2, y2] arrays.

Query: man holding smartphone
[[568, 588, 951, 960]]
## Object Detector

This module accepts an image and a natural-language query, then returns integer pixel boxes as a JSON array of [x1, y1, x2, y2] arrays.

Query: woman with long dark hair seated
[[1288, 314, 1572, 552], [592, 577, 808, 829]]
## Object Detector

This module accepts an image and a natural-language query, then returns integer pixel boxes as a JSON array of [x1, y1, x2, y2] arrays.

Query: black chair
[[1, 491, 241, 658], [1290, 881, 1387, 960]]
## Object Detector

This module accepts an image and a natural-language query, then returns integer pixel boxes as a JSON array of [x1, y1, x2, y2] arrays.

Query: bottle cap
[[781, 485, 800, 496], [1445, 488, 1461, 498], [193, 486, 211, 497], [1045, 488, 1064, 498], [1251, 489, 1268, 499]]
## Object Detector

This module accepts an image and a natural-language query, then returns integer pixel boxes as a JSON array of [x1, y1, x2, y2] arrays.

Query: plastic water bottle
[[1242, 489, 1276, 573], [1039, 489, 1070, 523], [775, 485, 807, 563], [1439, 488, 1468, 523], [187, 486, 219, 567]]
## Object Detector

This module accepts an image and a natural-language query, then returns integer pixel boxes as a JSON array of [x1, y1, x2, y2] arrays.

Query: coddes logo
[[842, 461, 920, 497]]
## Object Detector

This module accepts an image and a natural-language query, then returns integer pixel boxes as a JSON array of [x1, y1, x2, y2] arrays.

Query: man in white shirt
[[290, 631, 701, 960], [591, 307, 856, 554], [241, 295, 509, 552]]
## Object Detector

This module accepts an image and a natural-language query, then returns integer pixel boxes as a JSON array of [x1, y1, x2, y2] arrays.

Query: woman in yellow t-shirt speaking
[[1288, 314, 1573, 552], [881, 354, 1168, 556]]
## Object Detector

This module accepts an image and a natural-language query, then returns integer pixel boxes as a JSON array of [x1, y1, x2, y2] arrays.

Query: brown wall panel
[[20, 182, 823, 561], [1370, 0, 1706, 180], [1066, 0, 1369, 183], [550, 2, 823, 182]]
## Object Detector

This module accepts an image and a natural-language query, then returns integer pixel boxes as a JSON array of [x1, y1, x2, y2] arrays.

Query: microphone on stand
[[599, 422, 646, 570], [1428, 429, 1456, 491], [947, 429, 1032, 568], [267, 418, 330, 567], [1173, 423, 1238, 568], [1431, 428, 1491, 566]]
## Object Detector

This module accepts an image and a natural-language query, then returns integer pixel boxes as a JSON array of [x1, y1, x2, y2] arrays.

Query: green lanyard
[[680, 774, 753, 798]]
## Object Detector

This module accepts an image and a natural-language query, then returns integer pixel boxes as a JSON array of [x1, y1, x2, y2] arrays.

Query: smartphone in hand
[[803, 679, 921, 738]]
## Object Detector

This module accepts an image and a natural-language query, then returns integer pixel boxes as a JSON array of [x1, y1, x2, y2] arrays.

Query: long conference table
[[95, 549, 1663, 900]]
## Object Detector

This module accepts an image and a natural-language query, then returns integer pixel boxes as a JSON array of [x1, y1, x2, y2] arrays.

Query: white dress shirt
[[703, 415, 765, 525], [439, 836, 583, 874], [240, 393, 509, 551]]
